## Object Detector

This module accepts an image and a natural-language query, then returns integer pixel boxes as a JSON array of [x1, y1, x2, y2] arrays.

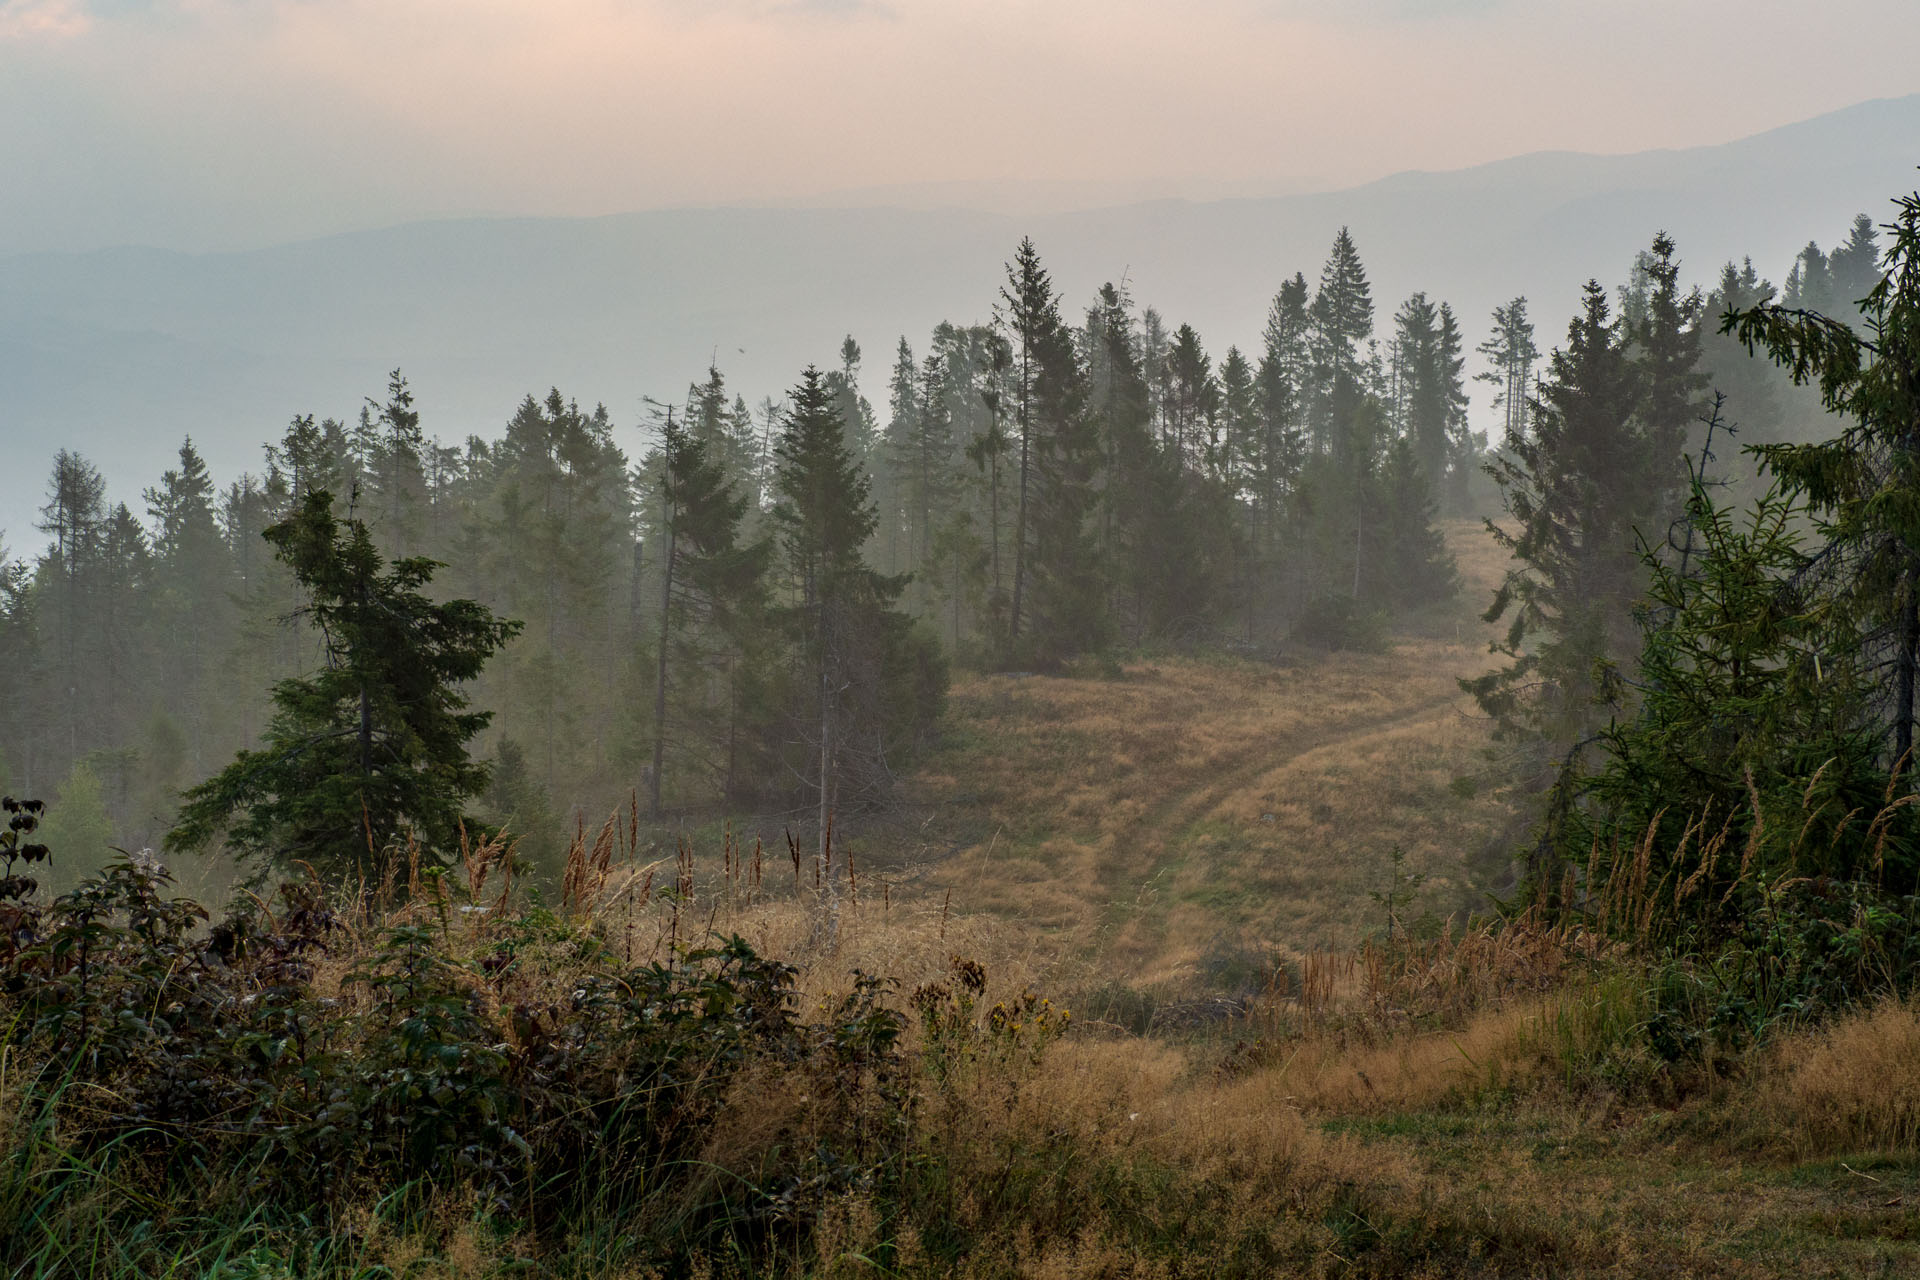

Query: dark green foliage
[[477, 389, 635, 795], [0, 796, 51, 959], [999, 238, 1107, 665], [1725, 186, 1920, 765], [1471, 236, 1713, 753], [351, 371, 429, 553], [1629, 233, 1712, 491], [772, 367, 946, 824], [1470, 277, 1659, 745], [1292, 592, 1387, 652], [650, 405, 773, 812], [1578, 478, 1908, 929], [166, 489, 520, 883], [1307, 226, 1375, 451], [1391, 292, 1470, 503], [0, 835, 924, 1271], [1377, 436, 1460, 608], [483, 738, 563, 876], [1549, 192, 1920, 1041]]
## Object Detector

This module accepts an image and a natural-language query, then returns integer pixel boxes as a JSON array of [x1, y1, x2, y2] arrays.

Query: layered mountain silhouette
[[2, 93, 1916, 530]]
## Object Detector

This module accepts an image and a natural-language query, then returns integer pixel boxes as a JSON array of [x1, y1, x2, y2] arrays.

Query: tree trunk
[[988, 431, 1003, 611], [359, 684, 372, 781], [817, 601, 838, 943], [1011, 375, 1031, 643], [1897, 560, 1919, 770], [1352, 499, 1364, 601], [650, 525, 677, 818]]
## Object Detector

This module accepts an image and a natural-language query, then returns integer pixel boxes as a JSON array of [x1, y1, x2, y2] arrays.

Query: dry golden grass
[[1769, 995, 1920, 1156], [1267, 999, 1554, 1112], [599, 521, 1524, 998], [901, 520, 1524, 988]]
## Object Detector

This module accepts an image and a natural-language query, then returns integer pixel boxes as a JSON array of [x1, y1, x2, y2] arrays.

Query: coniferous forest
[[5, 167, 1920, 1274], [4, 219, 1883, 876]]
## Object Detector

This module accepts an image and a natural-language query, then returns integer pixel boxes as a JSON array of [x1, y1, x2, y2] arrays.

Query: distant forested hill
[[2, 92, 1916, 531]]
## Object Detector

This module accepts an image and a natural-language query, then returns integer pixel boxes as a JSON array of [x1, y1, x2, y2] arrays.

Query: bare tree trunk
[[650, 525, 677, 819], [359, 684, 372, 780], [817, 601, 838, 943], [990, 451, 1002, 604], [1011, 376, 1031, 643], [1352, 502, 1364, 600], [724, 659, 739, 804], [1897, 561, 1919, 770]]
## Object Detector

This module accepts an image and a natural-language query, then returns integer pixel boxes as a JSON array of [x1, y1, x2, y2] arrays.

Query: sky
[[3, 0, 1917, 254]]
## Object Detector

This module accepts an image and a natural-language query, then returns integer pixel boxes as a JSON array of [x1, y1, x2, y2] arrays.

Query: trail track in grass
[[897, 520, 1529, 989]]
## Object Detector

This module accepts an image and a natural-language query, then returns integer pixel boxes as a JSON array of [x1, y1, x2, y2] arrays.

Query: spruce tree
[[1828, 212, 1883, 312], [144, 437, 232, 768], [1307, 228, 1375, 452], [1468, 280, 1645, 746], [1392, 293, 1454, 488], [649, 407, 771, 814], [909, 350, 958, 613], [1629, 233, 1710, 509], [999, 238, 1051, 646], [1476, 296, 1539, 444], [485, 389, 632, 791], [771, 368, 939, 929], [1163, 323, 1217, 465], [879, 337, 919, 575], [997, 239, 1103, 663], [1724, 186, 1920, 764], [1578, 475, 1904, 931], [167, 488, 520, 884], [1701, 260, 1786, 446], [36, 451, 107, 762], [352, 371, 428, 553]]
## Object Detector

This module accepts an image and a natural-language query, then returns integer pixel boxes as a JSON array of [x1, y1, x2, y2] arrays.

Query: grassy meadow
[[865, 519, 1524, 985]]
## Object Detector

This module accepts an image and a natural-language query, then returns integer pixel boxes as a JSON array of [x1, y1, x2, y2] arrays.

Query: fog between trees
[[0, 214, 1882, 889]]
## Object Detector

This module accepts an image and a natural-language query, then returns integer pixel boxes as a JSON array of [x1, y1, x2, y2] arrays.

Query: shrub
[[0, 834, 923, 1269], [1292, 594, 1388, 651]]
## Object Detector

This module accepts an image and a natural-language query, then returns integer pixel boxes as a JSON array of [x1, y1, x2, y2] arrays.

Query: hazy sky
[[3, 0, 1917, 253]]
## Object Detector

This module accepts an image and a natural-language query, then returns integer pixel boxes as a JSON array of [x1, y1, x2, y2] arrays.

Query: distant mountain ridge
[[2, 93, 1917, 534]]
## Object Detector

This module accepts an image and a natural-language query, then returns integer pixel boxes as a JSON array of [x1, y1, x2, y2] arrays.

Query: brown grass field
[[875, 519, 1526, 991]]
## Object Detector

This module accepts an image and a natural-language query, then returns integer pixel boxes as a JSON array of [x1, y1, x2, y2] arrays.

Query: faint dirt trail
[[1099, 683, 1480, 972], [915, 522, 1519, 985]]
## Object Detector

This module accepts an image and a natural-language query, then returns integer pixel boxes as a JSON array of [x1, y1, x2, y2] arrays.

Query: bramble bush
[[0, 801, 926, 1271]]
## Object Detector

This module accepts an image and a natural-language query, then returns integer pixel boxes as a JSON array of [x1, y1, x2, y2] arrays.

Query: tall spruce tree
[[1307, 228, 1375, 453], [1469, 280, 1645, 747], [771, 367, 941, 930], [144, 437, 232, 769], [648, 408, 771, 814], [352, 371, 428, 554], [1828, 213, 1883, 313], [1476, 297, 1539, 444], [879, 337, 920, 575], [1629, 233, 1710, 523], [996, 238, 1104, 661]]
